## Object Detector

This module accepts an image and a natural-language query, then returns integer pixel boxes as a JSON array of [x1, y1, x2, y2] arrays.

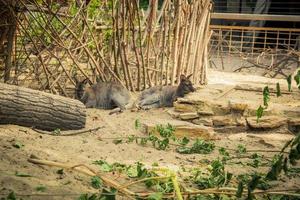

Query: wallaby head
[[176, 74, 196, 97], [74, 77, 90, 100]]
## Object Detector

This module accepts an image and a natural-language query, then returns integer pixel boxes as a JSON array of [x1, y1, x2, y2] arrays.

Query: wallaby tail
[[109, 107, 122, 115], [109, 97, 140, 115]]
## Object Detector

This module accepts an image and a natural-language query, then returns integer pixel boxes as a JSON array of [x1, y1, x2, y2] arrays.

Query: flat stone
[[167, 109, 180, 119], [214, 125, 248, 133], [212, 116, 236, 127], [284, 107, 300, 118], [174, 102, 196, 112], [192, 118, 213, 126], [179, 112, 199, 120], [288, 118, 300, 134], [198, 110, 214, 116], [141, 119, 216, 140], [246, 116, 287, 130]]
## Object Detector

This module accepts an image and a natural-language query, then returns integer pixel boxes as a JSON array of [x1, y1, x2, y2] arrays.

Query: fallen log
[[0, 82, 86, 131]]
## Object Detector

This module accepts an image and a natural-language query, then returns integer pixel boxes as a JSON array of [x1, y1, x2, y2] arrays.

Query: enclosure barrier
[[0, 0, 212, 96]]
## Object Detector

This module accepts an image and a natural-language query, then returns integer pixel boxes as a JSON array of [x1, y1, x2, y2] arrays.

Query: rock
[[212, 116, 236, 127], [174, 102, 196, 112], [284, 107, 300, 118], [229, 100, 248, 112], [179, 112, 199, 120], [167, 109, 180, 119], [192, 118, 213, 126], [246, 116, 287, 130], [140, 119, 216, 140], [288, 118, 300, 134], [236, 117, 247, 126], [214, 125, 248, 133], [198, 110, 214, 116]]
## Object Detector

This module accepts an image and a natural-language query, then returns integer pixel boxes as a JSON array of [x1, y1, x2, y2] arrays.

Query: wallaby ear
[[82, 78, 89, 85], [180, 74, 186, 81], [187, 74, 193, 79]]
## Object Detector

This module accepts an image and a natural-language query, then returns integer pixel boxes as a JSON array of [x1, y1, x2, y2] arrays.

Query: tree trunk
[[0, 83, 86, 131]]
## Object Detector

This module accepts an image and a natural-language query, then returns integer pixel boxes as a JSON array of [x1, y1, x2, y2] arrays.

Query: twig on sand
[[32, 126, 105, 136], [27, 158, 136, 199]]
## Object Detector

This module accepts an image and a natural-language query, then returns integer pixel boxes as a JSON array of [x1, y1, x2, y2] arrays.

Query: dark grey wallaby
[[74, 78, 131, 114], [138, 74, 196, 109]]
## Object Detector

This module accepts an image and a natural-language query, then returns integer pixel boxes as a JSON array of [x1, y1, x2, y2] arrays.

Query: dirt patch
[[0, 107, 298, 199]]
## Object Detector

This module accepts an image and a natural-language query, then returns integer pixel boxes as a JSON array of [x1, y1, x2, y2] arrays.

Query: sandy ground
[[0, 70, 299, 199]]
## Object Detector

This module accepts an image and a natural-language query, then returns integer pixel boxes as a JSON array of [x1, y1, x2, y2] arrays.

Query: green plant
[[294, 69, 300, 89], [236, 144, 247, 154], [219, 147, 230, 161], [35, 185, 47, 192], [176, 139, 215, 154], [91, 176, 102, 189], [194, 159, 232, 189], [263, 86, 270, 108], [15, 171, 32, 177], [5, 192, 17, 200], [276, 82, 281, 97], [135, 119, 141, 130], [287, 75, 292, 92], [256, 105, 264, 122], [12, 141, 24, 149]]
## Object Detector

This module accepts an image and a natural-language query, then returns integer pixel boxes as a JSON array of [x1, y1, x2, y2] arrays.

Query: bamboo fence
[[0, 0, 212, 95]]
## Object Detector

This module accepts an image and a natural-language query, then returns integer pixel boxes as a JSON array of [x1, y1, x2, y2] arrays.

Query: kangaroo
[[74, 78, 132, 114], [138, 74, 196, 109]]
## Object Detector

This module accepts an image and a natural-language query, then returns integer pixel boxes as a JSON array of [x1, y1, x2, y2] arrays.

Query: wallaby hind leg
[[109, 92, 130, 114], [140, 102, 160, 110], [85, 99, 97, 108], [138, 93, 160, 106]]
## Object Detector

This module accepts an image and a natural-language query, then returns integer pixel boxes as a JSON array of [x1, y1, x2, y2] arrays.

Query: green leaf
[[12, 141, 24, 149], [236, 181, 244, 198], [287, 75, 292, 92], [179, 137, 190, 146], [15, 171, 32, 177], [294, 69, 300, 85], [6, 191, 17, 200], [176, 146, 191, 154], [135, 119, 141, 130], [256, 105, 264, 123], [35, 185, 47, 192], [126, 135, 136, 143], [266, 155, 283, 180], [91, 176, 102, 189], [93, 160, 113, 172], [52, 128, 61, 135], [126, 165, 139, 178], [100, 188, 116, 200], [276, 83, 281, 97], [236, 144, 247, 154], [247, 174, 261, 200], [112, 139, 122, 145], [147, 192, 163, 200], [281, 139, 293, 153], [56, 169, 64, 175], [176, 139, 215, 154], [219, 147, 230, 161], [263, 86, 270, 108]]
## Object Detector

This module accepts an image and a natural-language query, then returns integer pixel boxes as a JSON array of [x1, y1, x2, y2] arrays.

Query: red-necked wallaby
[[75, 78, 132, 114], [137, 74, 196, 109]]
